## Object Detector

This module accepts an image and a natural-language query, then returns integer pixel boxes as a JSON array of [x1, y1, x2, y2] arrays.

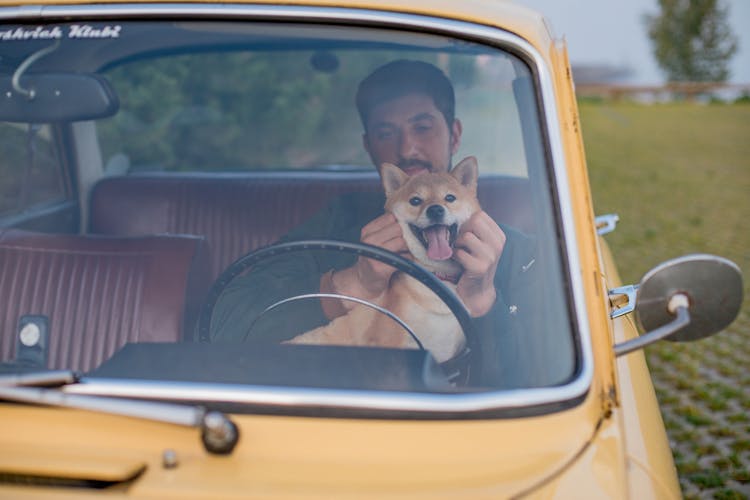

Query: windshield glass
[[0, 20, 577, 405]]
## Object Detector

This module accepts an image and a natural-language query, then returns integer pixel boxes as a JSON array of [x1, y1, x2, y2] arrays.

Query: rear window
[[0, 123, 68, 219], [97, 25, 529, 177]]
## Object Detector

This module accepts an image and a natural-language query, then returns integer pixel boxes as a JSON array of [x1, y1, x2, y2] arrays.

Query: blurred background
[[514, 1, 749, 498], [516, 0, 749, 87]]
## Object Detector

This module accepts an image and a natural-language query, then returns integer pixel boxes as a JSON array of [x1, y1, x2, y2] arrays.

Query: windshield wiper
[[0, 369, 79, 387], [0, 370, 239, 455]]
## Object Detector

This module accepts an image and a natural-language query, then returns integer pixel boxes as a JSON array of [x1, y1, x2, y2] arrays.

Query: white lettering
[[0, 26, 63, 41], [67, 24, 122, 39]]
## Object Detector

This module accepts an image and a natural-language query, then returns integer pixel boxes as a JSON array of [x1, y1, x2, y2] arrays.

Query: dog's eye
[[409, 196, 422, 206], [445, 194, 456, 203]]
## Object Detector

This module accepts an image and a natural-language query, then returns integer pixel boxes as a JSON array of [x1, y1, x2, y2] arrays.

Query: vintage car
[[0, 0, 743, 497]]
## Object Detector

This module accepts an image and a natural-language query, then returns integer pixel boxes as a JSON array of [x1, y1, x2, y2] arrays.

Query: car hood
[[0, 392, 625, 498]]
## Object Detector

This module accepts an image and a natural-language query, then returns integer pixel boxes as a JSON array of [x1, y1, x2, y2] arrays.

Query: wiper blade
[[0, 369, 79, 387], [0, 370, 239, 455]]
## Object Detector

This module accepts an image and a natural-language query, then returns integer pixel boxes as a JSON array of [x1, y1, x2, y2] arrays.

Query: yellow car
[[0, 1, 743, 498]]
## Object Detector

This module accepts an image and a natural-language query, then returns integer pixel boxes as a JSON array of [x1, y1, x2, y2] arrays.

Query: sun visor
[[0, 73, 119, 123]]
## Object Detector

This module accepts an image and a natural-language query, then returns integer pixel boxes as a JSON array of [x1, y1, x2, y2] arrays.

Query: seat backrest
[[0, 229, 209, 372], [89, 173, 534, 280]]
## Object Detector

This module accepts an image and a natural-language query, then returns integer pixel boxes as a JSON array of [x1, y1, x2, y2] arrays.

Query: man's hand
[[354, 213, 411, 295], [320, 213, 410, 318], [454, 211, 506, 317]]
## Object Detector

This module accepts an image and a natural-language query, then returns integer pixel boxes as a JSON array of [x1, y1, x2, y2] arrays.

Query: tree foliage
[[645, 0, 738, 82], [98, 50, 429, 171]]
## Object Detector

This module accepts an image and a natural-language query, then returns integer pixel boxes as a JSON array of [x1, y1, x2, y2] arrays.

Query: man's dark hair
[[356, 59, 455, 130]]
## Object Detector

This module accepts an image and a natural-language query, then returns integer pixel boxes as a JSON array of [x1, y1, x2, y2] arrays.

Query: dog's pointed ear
[[381, 163, 409, 196], [451, 156, 478, 192]]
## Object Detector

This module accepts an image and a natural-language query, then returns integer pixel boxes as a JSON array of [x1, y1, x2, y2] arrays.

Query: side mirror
[[614, 254, 743, 357]]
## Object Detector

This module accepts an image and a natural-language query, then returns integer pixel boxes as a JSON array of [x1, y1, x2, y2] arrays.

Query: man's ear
[[381, 163, 409, 196], [362, 133, 371, 156], [450, 119, 463, 156], [451, 156, 478, 192]]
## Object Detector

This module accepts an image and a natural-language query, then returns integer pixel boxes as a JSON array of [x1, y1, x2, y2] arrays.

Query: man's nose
[[398, 130, 419, 159]]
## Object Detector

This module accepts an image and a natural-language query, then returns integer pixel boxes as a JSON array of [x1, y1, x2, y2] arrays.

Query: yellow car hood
[[0, 393, 626, 499]]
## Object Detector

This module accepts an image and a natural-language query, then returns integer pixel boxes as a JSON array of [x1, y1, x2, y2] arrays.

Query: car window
[[97, 25, 528, 177], [0, 123, 69, 219], [0, 20, 578, 409]]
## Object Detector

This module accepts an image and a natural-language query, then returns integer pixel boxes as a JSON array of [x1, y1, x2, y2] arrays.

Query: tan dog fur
[[287, 157, 481, 363]]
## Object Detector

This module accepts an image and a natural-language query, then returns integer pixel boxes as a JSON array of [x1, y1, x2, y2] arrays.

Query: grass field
[[579, 100, 750, 499]]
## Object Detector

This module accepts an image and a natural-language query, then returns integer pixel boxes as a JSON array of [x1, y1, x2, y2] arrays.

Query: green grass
[[581, 101, 750, 284], [580, 100, 750, 498]]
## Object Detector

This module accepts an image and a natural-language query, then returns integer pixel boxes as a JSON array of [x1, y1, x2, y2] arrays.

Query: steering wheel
[[197, 240, 480, 384]]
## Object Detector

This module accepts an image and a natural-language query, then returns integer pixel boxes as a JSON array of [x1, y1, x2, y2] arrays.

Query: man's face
[[363, 93, 462, 177]]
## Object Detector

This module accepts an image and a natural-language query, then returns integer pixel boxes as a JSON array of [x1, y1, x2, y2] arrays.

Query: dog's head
[[381, 156, 481, 273]]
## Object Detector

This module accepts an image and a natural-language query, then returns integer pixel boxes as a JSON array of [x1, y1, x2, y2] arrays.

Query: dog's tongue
[[424, 225, 453, 260]]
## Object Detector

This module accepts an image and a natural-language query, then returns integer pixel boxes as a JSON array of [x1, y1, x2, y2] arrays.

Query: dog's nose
[[426, 204, 445, 221]]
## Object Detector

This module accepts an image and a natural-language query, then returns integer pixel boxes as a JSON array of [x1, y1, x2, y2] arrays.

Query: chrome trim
[[595, 213, 620, 235], [608, 284, 638, 319], [0, 4, 594, 415], [66, 377, 579, 413]]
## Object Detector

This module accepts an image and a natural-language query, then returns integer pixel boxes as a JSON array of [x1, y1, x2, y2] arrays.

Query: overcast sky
[[513, 0, 750, 84]]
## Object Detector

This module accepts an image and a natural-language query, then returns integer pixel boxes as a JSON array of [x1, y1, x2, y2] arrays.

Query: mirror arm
[[11, 40, 61, 100], [614, 294, 690, 357]]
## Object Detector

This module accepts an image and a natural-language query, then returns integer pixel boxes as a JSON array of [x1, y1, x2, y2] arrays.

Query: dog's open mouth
[[410, 223, 458, 261]]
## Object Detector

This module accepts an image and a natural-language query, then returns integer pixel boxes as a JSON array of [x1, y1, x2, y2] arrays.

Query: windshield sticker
[[1, 25, 122, 41]]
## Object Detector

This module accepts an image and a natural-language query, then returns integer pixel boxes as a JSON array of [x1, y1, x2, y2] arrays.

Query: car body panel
[[0, 1, 688, 497], [600, 239, 682, 498], [2, 393, 619, 498]]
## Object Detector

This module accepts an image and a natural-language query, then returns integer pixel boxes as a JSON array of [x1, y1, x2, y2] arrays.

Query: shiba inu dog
[[288, 157, 481, 363]]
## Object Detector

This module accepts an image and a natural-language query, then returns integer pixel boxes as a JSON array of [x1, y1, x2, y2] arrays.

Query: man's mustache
[[398, 159, 433, 171]]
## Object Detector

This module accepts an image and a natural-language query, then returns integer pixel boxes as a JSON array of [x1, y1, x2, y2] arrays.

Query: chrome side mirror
[[614, 254, 743, 357]]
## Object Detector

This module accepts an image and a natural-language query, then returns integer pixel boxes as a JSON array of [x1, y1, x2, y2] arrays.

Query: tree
[[645, 0, 738, 82]]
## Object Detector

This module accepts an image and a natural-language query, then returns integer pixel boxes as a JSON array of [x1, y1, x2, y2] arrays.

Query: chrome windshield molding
[[0, 4, 43, 19], [67, 377, 584, 416], [0, 3, 594, 414]]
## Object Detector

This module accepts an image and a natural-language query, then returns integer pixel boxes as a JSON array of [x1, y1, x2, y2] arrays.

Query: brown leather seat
[[0, 229, 209, 372], [89, 173, 534, 281]]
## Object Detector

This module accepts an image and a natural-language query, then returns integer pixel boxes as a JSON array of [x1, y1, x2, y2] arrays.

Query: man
[[321, 59, 504, 320], [211, 60, 538, 386]]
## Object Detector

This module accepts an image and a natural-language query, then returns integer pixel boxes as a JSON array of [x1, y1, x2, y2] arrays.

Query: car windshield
[[0, 19, 579, 412]]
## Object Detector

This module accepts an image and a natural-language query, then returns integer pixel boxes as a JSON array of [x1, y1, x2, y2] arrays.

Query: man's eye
[[445, 194, 456, 203], [409, 197, 422, 206]]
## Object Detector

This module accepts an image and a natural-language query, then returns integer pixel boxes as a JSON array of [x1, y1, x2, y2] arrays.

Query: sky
[[513, 0, 750, 85]]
